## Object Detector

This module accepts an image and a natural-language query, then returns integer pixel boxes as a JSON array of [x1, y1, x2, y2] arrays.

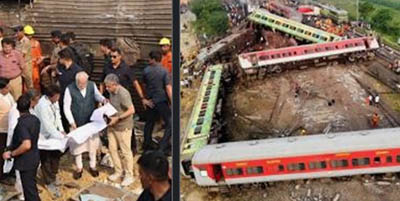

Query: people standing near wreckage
[[3, 94, 41, 201], [0, 38, 26, 100], [14, 25, 33, 90], [137, 151, 171, 201], [0, 78, 14, 181], [34, 84, 66, 198], [159, 37, 172, 75], [6, 89, 40, 201], [64, 71, 107, 180], [142, 51, 172, 155], [104, 73, 135, 187], [100, 47, 145, 155], [99, 38, 114, 73], [24, 25, 43, 91]]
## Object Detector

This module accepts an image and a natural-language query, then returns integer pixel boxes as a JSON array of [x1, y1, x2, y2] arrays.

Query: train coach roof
[[192, 128, 400, 164]]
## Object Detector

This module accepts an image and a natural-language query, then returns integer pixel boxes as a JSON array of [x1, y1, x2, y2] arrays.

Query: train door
[[212, 164, 225, 183]]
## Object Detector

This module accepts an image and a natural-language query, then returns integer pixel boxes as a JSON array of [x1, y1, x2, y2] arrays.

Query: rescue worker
[[159, 38, 172, 75], [24, 25, 43, 91], [14, 25, 33, 90], [372, 113, 379, 128]]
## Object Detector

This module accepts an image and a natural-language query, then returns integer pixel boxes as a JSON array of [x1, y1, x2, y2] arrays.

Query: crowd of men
[[0, 25, 172, 201]]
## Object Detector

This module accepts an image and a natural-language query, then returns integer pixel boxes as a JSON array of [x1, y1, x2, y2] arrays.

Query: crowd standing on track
[[0, 24, 172, 200]]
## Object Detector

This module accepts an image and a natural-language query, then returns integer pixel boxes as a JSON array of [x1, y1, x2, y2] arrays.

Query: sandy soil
[[224, 64, 393, 141]]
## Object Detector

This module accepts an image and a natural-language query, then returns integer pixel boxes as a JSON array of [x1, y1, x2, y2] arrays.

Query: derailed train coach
[[191, 128, 400, 186], [238, 37, 380, 76]]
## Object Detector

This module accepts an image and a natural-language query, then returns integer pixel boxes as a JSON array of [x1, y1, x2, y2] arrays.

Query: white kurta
[[63, 83, 105, 155]]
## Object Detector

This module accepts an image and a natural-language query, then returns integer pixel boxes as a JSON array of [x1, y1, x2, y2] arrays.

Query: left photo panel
[[0, 0, 172, 200]]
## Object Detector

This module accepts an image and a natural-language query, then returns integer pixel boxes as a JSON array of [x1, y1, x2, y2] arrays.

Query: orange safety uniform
[[372, 114, 379, 128], [30, 38, 42, 91], [161, 51, 172, 74]]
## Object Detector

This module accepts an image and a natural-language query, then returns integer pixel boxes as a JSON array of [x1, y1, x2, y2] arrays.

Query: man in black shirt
[[100, 47, 145, 154], [137, 151, 171, 201], [142, 51, 172, 155], [57, 47, 83, 132], [3, 94, 41, 201], [99, 38, 114, 71]]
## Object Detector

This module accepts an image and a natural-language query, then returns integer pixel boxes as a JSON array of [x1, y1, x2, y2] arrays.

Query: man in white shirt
[[0, 78, 15, 180], [34, 84, 65, 198], [63, 71, 106, 180]]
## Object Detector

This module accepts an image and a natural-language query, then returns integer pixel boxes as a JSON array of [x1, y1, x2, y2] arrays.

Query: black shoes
[[73, 170, 83, 180], [89, 168, 99, 177]]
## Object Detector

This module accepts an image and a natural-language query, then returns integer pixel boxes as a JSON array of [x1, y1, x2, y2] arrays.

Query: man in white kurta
[[34, 84, 65, 198], [64, 71, 106, 179]]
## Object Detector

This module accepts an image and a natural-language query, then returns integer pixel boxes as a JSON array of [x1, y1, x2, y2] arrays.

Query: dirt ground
[[224, 64, 393, 141], [0, 153, 143, 201]]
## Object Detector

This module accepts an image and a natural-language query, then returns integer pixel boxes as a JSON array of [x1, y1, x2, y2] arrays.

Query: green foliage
[[359, 1, 375, 20], [363, 0, 400, 11], [371, 9, 393, 33], [190, 0, 229, 37]]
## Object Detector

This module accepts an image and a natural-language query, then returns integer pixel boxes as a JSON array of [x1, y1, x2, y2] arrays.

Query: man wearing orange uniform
[[159, 38, 172, 75], [372, 113, 379, 128], [24, 25, 43, 91]]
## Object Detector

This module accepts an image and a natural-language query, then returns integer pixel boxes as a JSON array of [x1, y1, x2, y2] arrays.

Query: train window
[[287, 163, 306, 171], [278, 165, 284, 171], [299, 163, 305, 170], [387, 156, 393, 163], [290, 26, 296, 30], [233, 168, 243, 175], [247, 166, 264, 174], [293, 51, 297, 55], [275, 54, 281, 58], [283, 24, 289, 28], [335, 45, 339, 49], [304, 50, 308, 54], [352, 158, 358, 166], [321, 37, 327, 41], [226, 168, 243, 176], [345, 44, 349, 48], [331, 159, 348, 168], [352, 157, 370, 166], [348, 43, 354, 47], [283, 53, 288, 57], [259, 55, 269, 60], [255, 14, 261, 18], [396, 155, 400, 163], [288, 52, 292, 56], [261, 16, 267, 20], [271, 55, 275, 59], [319, 161, 327, 169], [374, 157, 381, 164]]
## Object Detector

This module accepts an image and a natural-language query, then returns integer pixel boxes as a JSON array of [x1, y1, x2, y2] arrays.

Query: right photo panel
[[180, 0, 400, 200]]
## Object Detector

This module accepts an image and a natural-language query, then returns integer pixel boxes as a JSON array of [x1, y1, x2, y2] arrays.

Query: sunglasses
[[111, 55, 119, 59]]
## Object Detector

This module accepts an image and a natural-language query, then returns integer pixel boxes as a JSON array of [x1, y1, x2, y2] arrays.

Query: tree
[[359, 2, 375, 20], [190, 0, 229, 37], [371, 8, 393, 33]]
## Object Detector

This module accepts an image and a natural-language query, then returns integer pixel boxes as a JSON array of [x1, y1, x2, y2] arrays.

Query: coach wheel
[[273, 65, 282, 73], [348, 55, 355, 62]]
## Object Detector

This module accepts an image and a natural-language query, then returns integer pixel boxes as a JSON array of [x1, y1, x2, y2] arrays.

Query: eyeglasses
[[111, 55, 118, 59]]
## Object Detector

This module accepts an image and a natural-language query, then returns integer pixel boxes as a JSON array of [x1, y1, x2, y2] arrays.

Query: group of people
[[0, 25, 172, 201]]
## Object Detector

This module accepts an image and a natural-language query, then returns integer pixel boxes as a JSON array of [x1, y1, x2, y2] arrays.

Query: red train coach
[[192, 128, 400, 186], [238, 37, 379, 74]]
